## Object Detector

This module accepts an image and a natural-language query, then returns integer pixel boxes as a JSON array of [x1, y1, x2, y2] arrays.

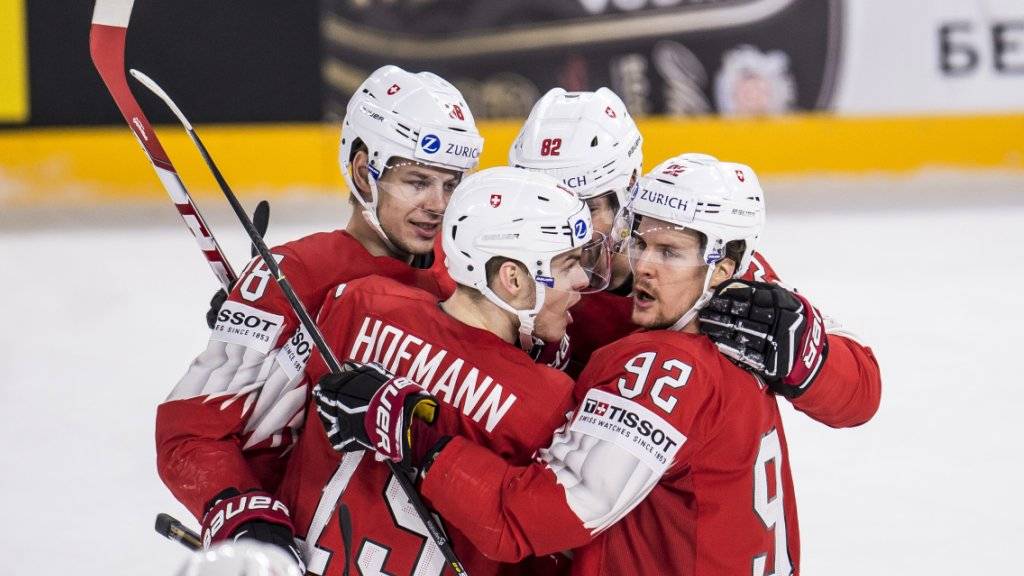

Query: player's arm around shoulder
[[156, 243, 320, 519], [708, 250, 882, 428], [419, 332, 710, 561], [791, 324, 882, 428]]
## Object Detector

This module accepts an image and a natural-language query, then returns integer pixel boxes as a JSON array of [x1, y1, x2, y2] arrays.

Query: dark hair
[[484, 256, 527, 290], [347, 141, 369, 204], [695, 231, 746, 270], [725, 239, 747, 269]]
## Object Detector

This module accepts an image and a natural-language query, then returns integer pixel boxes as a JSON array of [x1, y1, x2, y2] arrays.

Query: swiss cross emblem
[[605, 106, 617, 118], [450, 104, 465, 121], [736, 169, 745, 182], [595, 402, 609, 416], [387, 84, 401, 95], [663, 163, 686, 177], [490, 194, 502, 208]]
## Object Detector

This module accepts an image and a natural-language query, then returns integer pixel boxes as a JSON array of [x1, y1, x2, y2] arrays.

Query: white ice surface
[[1, 194, 1022, 575]]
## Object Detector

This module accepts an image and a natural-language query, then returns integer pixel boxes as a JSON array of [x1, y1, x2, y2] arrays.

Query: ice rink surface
[[2, 178, 1022, 575]]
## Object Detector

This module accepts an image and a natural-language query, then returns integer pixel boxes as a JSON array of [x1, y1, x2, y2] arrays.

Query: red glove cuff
[[363, 376, 435, 464], [781, 292, 828, 391], [200, 490, 294, 548]]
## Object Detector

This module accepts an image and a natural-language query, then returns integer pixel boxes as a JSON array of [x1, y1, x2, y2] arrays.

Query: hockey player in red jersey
[[155, 65, 483, 566], [335, 155, 878, 575], [277, 166, 609, 575], [510, 90, 879, 426], [508, 87, 641, 374]]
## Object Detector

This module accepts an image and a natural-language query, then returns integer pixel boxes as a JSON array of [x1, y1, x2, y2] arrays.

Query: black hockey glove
[[314, 362, 441, 472], [200, 488, 305, 572], [205, 200, 270, 328], [699, 279, 828, 398]]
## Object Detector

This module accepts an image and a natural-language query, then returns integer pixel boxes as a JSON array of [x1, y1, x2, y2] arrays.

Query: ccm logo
[[217, 308, 279, 331], [204, 496, 289, 546]]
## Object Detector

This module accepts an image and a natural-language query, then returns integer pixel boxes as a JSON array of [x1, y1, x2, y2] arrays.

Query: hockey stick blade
[[252, 200, 270, 258], [89, 0, 236, 291], [155, 513, 202, 551], [130, 70, 469, 575]]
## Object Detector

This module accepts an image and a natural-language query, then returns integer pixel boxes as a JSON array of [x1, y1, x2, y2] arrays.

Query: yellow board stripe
[[0, 0, 29, 122], [1, 114, 1022, 205]]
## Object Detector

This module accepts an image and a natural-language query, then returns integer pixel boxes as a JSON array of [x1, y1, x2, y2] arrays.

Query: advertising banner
[[321, 0, 1024, 118], [320, 0, 842, 119], [835, 0, 1024, 115]]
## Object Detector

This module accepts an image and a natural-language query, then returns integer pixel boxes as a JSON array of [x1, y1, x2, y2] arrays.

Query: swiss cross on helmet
[[443, 166, 610, 347]]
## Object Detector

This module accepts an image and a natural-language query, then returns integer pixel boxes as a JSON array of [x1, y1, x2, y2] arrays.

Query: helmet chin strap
[[477, 282, 547, 352], [668, 264, 717, 332], [360, 172, 401, 255]]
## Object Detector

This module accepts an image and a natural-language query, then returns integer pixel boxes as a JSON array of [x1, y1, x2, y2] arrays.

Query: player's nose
[[632, 250, 657, 278], [419, 183, 448, 214]]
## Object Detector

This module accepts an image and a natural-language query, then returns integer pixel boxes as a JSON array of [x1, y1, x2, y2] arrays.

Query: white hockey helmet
[[616, 153, 765, 330], [175, 541, 302, 576], [339, 65, 484, 248], [509, 87, 642, 207], [443, 166, 609, 345]]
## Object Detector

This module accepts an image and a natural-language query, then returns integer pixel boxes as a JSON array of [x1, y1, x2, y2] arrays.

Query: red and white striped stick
[[90, 0, 236, 290]]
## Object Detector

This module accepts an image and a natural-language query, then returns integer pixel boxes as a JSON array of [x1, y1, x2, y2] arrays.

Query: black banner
[[12, 0, 320, 127], [320, 0, 842, 119]]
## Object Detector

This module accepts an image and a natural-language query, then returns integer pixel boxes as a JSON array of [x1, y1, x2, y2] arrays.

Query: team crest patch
[[490, 194, 502, 207]]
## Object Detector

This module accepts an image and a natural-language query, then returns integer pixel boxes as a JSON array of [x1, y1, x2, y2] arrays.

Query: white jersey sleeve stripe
[[540, 389, 686, 534], [167, 337, 306, 448], [244, 384, 308, 449], [169, 340, 231, 401]]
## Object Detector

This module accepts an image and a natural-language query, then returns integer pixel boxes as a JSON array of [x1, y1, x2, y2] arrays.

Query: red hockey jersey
[[565, 288, 635, 377], [421, 329, 801, 575], [568, 251, 881, 428], [276, 275, 577, 576], [156, 230, 452, 520]]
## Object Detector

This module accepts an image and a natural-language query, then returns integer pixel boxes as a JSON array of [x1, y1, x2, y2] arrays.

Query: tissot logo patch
[[276, 324, 312, 379], [573, 388, 685, 475], [211, 301, 285, 355]]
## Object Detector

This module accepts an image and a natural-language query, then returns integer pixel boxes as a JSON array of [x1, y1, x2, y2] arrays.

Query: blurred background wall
[[1, 0, 1022, 206]]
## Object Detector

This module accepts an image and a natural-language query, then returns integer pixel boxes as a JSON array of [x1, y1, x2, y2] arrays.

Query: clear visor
[[373, 159, 464, 218], [625, 225, 710, 275], [539, 232, 611, 295], [611, 208, 714, 280]]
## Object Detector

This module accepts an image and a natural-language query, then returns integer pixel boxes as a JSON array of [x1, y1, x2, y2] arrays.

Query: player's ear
[[710, 257, 737, 289], [351, 149, 372, 203], [496, 260, 532, 306]]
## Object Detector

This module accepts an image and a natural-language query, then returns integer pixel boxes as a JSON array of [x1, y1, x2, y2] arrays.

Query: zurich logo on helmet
[[420, 134, 441, 154], [573, 219, 588, 240]]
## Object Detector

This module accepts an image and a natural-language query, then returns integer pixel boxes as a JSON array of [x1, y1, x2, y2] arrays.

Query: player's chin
[[630, 305, 659, 328], [398, 223, 439, 253]]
